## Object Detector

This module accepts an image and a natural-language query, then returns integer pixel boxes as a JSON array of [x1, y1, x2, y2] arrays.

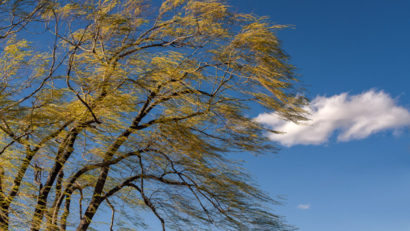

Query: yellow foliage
[[0, 0, 306, 230]]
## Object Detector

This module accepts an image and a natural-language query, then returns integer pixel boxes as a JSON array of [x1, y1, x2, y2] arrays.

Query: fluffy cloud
[[255, 90, 410, 146], [297, 204, 311, 210]]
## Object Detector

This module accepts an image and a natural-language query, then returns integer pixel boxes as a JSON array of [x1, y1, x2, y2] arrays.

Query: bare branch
[[105, 198, 115, 231]]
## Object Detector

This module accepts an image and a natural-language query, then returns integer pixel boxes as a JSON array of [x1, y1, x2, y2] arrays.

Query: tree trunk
[[0, 166, 8, 230], [30, 130, 80, 231], [76, 197, 102, 231]]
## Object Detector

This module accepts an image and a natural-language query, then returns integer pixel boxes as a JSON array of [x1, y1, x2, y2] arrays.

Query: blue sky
[[232, 0, 410, 230]]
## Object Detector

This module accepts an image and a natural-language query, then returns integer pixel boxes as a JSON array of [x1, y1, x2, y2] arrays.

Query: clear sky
[[231, 0, 410, 231]]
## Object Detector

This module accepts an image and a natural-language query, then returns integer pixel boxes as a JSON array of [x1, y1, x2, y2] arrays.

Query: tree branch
[[105, 198, 115, 231]]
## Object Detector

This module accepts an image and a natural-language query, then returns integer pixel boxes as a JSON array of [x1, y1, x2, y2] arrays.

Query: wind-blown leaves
[[0, 0, 306, 230]]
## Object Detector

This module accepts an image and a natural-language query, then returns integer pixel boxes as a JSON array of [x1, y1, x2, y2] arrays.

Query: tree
[[0, 0, 306, 230]]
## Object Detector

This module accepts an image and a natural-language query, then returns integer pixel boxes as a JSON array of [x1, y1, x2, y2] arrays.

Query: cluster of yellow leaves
[[0, 0, 306, 230]]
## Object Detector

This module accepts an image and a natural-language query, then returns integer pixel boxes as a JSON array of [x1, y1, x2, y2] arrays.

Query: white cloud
[[297, 203, 311, 210], [255, 90, 410, 146]]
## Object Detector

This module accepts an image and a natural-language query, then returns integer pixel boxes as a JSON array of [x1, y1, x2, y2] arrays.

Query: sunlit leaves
[[0, 0, 305, 230]]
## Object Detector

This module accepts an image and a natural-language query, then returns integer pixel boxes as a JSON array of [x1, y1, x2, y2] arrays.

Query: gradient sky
[[231, 0, 410, 231]]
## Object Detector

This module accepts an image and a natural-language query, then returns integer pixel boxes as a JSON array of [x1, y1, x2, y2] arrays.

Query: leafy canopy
[[0, 0, 306, 230]]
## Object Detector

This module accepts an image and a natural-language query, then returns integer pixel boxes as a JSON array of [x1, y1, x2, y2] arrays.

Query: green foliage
[[0, 0, 306, 230]]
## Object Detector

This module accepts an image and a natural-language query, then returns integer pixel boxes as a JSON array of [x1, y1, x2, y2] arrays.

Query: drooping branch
[[0, 1, 48, 39], [0, 8, 62, 114], [95, 170, 222, 230], [105, 198, 115, 231], [152, 150, 214, 222], [135, 111, 206, 130], [0, 140, 15, 157], [65, 27, 102, 124], [128, 183, 166, 231], [149, 149, 239, 223]]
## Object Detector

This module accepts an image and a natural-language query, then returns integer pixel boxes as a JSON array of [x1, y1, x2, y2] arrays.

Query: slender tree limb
[[105, 198, 115, 231], [128, 183, 165, 231], [0, 139, 15, 157]]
